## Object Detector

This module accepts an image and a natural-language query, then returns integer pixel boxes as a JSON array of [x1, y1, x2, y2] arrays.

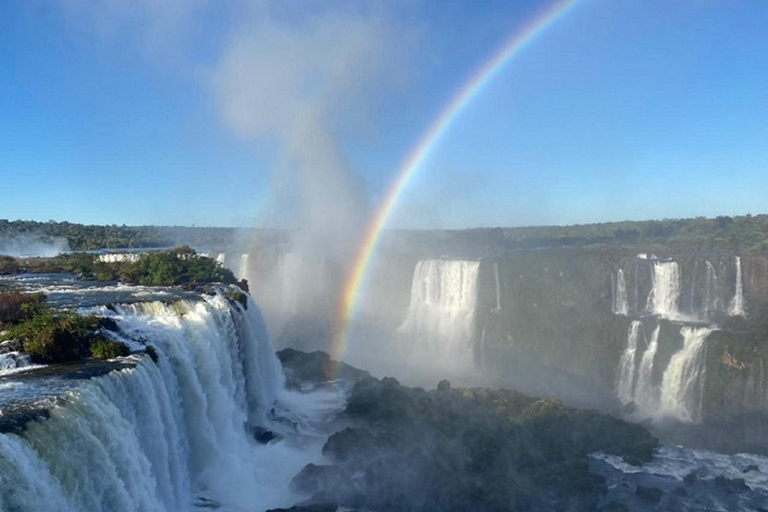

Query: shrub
[[3, 308, 105, 364], [89, 339, 129, 360], [0, 256, 19, 275], [0, 291, 46, 329]]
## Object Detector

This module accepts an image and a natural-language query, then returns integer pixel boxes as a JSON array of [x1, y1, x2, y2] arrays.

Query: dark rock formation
[[290, 373, 657, 512], [276, 348, 370, 389]]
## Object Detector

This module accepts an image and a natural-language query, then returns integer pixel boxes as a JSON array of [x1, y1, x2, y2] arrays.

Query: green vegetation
[[89, 339, 130, 360], [1, 306, 118, 363], [393, 213, 768, 254], [0, 291, 46, 329], [6, 247, 242, 288], [0, 219, 287, 251], [0, 292, 129, 363], [3, 214, 768, 255]]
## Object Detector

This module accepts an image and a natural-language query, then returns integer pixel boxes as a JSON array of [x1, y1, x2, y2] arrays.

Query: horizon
[[2, 210, 766, 233]]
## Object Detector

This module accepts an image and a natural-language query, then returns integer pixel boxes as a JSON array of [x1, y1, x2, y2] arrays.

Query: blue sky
[[1, 0, 767, 228]]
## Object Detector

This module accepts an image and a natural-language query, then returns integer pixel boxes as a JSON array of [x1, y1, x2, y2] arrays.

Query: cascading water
[[216, 253, 226, 266], [396, 260, 480, 372], [646, 261, 681, 320], [634, 324, 660, 411], [0, 293, 291, 512], [616, 321, 642, 404], [729, 256, 745, 316], [238, 253, 251, 284], [704, 260, 721, 317], [493, 262, 501, 312], [660, 326, 716, 421], [612, 269, 629, 315]]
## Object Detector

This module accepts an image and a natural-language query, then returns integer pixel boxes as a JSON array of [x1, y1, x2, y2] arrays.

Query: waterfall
[[0, 293, 285, 512], [634, 325, 660, 410], [493, 262, 501, 311], [616, 321, 642, 404], [704, 260, 721, 316], [215, 253, 226, 266], [238, 253, 250, 283], [612, 269, 629, 315], [729, 256, 745, 316], [646, 261, 681, 319], [396, 260, 480, 371], [660, 326, 716, 421]]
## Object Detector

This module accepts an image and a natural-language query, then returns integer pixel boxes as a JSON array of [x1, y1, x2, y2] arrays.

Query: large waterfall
[[633, 324, 660, 410], [646, 261, 681, 320], [0, 293, 302, 512], [660, 326, 716, 422], [729, 256, 745, 316], [396, 260, 480, 372], [612, 269, 629, 315], [616, 321, 642, 404]]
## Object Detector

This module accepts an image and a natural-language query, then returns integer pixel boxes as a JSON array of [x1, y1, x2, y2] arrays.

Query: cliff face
[[371, 248, 768, 423]]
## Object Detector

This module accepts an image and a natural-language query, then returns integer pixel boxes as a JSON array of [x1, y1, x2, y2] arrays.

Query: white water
[[396, 260, 480, 372], [97, 253, 142, 263], [238, 253, 251, 284], [646, 261, 682, 320], [216, 253, 226, 266], [729, 256, 745, 316], [704, 260, 722, 317], [660, 326, 716, 421], [612, 269, 629, 315], [593, 445, 768, 492], [0, 293, 342, 512], [634, 324, 660, 411], [493, 261, 501, 311], [616, 321, 642, 404]]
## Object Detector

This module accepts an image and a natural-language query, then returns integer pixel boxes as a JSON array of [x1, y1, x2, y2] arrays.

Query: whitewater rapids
[[0, 293, 347, 512]]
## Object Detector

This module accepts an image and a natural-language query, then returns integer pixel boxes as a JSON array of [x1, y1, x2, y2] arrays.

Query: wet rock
[[265, 504, 338, 512], [598, 501, 629, 512], [714, 475, 749, 492], [290, 463, 349, 496], [249, 425, 279, 444], [276, 348, 370, 389], [635, 485, 663, 503]]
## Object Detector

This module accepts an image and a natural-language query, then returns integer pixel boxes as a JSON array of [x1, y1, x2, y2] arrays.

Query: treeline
[[3, 214, 767, 254], [1, 247, 244, 288], [0, 219, 292, 251], [0, 219, 169, 250], [392, 214, 768, 255]]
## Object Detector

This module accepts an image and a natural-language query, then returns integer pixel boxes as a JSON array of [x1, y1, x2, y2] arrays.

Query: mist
[[209, 4, 409, 347], [0, 235, 70, 258]]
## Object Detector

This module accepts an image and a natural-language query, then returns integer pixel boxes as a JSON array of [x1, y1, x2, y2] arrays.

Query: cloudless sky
[[1, 0, 767, 228]]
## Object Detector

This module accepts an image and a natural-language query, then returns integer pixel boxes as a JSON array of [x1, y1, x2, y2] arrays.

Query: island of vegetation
[[0, 248, 247, 365]]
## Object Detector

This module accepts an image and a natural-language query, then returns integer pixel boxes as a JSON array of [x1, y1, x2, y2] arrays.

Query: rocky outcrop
[[289, 374, 657, 512], [276, 348, 370, 389]]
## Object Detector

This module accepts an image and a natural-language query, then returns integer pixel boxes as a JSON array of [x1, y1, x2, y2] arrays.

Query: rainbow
[[329, 0, 581, 370]]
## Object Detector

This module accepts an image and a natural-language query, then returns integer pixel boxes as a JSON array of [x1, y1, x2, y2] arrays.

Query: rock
[[249, 425, 279, 444], [276, 348, 370, 388], [265, 505, 338, 512], [635, 485, 663, 503], [598, 502, 629, 512], [621, 401, 638, 415], [683, 472, 697, 485], [322, 427, 379, 463], [744, 464, 760, 473], [714, 475, 749, 492], [145, 345, 159, 363], [290, 463, 349, 496]]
